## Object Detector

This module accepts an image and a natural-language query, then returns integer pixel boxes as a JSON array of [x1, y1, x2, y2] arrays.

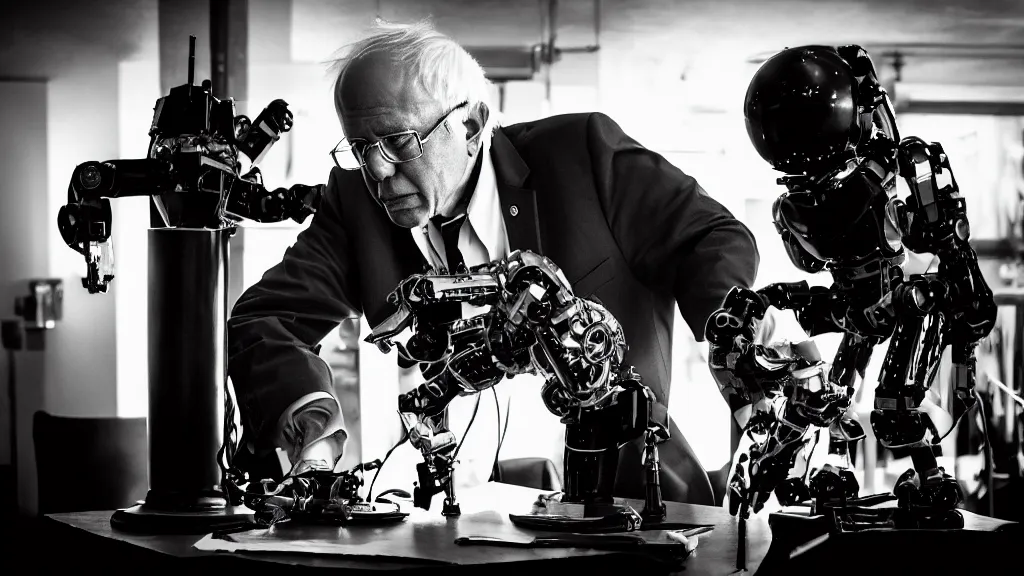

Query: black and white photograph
[[1, 1, 1022, 573]]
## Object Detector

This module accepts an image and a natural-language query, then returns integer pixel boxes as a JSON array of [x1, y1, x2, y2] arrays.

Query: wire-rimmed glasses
[[330, 102, 469, 170]]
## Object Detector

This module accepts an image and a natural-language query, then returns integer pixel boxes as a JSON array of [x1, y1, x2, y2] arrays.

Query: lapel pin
[[509, 205, 519, 217]]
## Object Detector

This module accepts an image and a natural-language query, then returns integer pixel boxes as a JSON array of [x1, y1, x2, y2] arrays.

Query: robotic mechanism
[[706, 44, 997, 532], [56, 36, 320, 294], [240, 459, 409, 527], [53, 36, 372, 529], [366, 250, 670, 531]]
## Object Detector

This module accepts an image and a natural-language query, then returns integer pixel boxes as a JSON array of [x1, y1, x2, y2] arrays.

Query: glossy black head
[[744, 46, 865, 175]]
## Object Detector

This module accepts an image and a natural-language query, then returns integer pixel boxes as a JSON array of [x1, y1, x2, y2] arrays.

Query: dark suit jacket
[[228, 112, 759, 505]]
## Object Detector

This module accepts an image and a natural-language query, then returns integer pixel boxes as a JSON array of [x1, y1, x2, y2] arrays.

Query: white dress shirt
[[402, 141, 566, 492]]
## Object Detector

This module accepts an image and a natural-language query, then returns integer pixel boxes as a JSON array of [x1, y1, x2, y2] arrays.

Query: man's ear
[[465, 102, 490, 155]]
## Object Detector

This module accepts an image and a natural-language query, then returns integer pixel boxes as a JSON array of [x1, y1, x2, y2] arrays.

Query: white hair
[[330, 19, 500, 142]]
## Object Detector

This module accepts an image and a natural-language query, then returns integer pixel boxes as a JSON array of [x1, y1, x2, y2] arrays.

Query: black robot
[[705, 45, 997, 529]]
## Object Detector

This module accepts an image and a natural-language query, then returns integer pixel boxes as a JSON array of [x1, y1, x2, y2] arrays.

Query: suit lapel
[[491, 130, 543, 255], [365, 207, 428, 330]]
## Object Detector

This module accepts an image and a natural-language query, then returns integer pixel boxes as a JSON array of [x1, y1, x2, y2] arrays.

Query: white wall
[[43, 63, 122, 419], [0, 0, 159, 515], [114, 59, 162, 418]]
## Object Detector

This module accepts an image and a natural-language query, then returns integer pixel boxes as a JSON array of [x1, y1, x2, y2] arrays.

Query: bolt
[[79, 165, 102, 189]]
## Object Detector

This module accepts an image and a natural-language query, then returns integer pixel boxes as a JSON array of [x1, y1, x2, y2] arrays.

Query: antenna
[[187, 35, 196, 98]]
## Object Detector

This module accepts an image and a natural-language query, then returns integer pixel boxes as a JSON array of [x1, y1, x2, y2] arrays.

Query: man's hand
[[279, 395, 348, 476]]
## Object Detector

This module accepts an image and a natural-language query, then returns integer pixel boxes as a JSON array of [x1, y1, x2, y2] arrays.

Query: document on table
[[193, 525, 707, 564], [194, 532, 405, 557]]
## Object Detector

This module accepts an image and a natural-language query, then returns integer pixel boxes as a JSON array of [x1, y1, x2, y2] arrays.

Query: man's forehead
[[339, 52, 441, 134]]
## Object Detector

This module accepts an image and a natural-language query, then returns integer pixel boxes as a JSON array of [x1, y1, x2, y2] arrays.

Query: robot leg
[[808, 417, 864, 513]]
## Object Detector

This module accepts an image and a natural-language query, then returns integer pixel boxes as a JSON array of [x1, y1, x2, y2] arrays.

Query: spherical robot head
[[744, 46, 863, 175]]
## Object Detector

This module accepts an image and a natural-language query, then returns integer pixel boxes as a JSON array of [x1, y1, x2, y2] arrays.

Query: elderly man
[[227, 21, 759, 506]]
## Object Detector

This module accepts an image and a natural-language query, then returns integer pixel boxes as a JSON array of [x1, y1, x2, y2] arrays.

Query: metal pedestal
[[111, 228, 252, 533]]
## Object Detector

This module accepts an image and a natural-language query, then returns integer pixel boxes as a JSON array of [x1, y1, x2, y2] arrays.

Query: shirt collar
[[464, 138, 505, 261], [409, 137, 506, 268]]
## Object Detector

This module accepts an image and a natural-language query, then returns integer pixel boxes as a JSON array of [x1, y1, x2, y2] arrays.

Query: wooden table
[[34, 482, 772, 575]]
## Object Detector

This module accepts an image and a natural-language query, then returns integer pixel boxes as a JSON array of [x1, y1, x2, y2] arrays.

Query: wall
[[0, 0, 159, 515], [0, 82, 49, 515]]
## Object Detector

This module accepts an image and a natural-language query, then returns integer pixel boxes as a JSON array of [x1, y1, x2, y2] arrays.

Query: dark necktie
[[440, 215, 467, 273], [419, 215, 467, 384]]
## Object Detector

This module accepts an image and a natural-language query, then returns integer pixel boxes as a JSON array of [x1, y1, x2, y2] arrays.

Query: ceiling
[[3, 0, 1022, 93], [289, 0, 1024, 105], [410, 0, 1024, 83], [0, 0, 157, 79], [594, 0, 1024, 87]]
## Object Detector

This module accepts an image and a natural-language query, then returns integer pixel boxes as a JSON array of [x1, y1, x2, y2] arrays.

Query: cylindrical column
[[146, 227, 229, 510], [563, 420, 620, 504]]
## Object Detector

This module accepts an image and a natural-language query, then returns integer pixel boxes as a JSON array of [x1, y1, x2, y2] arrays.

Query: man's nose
[[364, 146, 395, 182]]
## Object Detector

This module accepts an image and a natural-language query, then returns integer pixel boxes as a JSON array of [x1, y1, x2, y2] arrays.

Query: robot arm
[[896, 136, 997, 344], [705, 284, 853, 515], [55, 37, 323, 294], [365, 251, 639, 419], [366, 250, 668, 516], [867, 136, 998, 449], [364, 264, 518, 514], [56, 159, 172, 293]]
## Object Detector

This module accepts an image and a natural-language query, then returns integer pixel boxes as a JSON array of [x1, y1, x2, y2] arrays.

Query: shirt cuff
[[274, 391, 349, 469], [277, 391, 338, 429]]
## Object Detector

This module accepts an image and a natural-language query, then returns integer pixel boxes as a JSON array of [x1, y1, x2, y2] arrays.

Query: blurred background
[[1, 0, 1021, 522]]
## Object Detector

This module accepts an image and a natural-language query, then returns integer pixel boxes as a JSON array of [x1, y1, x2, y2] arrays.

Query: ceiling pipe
[[747, 43, 1024, 64]]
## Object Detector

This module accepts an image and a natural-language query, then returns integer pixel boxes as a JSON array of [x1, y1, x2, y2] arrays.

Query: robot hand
[[236, 98, 293, 165], [241, 459, 407, 527], [707, 286, 856, 515]]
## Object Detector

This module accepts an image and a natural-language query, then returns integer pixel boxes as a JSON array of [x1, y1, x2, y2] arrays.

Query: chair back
[[33, 411, 148, 514], [491, 457, 563, 491]]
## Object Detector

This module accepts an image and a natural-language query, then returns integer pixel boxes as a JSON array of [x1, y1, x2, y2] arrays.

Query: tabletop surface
[[45, 482, 772, 575]]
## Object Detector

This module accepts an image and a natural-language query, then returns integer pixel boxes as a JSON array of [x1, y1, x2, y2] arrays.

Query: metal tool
[[455, 533, 647, 549]]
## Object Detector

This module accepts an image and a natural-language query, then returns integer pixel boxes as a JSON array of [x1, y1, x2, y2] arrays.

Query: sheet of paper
[[191, 483, 719, 566]]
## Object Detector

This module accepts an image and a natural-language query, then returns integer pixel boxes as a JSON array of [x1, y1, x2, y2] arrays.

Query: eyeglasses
[[330, 102, 469, 170]]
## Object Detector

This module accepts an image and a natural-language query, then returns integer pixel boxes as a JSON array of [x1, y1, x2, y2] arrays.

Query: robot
[[55, 36, 324, 531], [57, 36, 320, 295], [365, 250, 669, 529], [705, 45, 998, 530], [241, 459, 410, 526]]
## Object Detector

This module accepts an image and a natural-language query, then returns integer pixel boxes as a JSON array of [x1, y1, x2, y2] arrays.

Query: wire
[[489, 388, 512, 480], [491, 389, 501, 479], [977, 398, 995, 518], [451, 393, 483, 462], [367, 427, 411, 504], [370, 391, 483, 503], [218, 377, 244, 505], [498, 392, 511, 452]]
